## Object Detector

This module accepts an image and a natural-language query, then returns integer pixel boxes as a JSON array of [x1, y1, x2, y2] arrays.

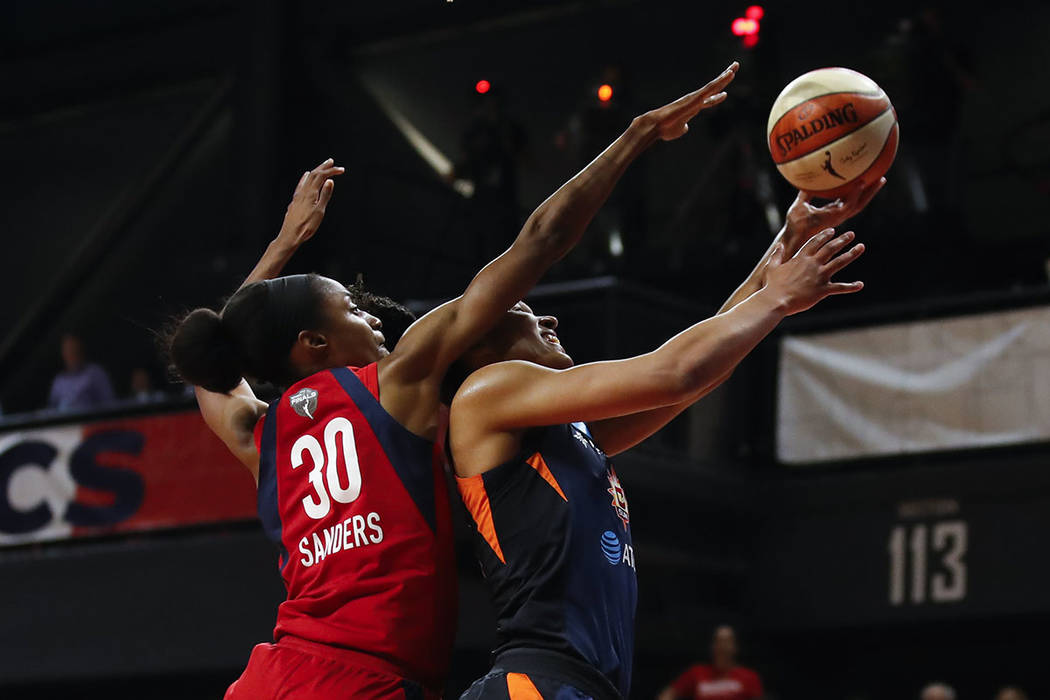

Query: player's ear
[[298, 329, 328, 349]]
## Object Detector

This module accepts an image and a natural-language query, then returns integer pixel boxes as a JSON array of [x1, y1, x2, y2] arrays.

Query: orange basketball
[[767, 67, 898, 199]]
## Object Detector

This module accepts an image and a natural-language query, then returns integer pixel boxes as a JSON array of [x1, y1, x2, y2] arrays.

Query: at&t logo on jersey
[[600, 530, 635, 570], [606, 469, 630, 531]]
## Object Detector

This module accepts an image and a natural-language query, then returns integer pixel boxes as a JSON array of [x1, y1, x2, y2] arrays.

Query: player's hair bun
[[170, 307, 243, 394]]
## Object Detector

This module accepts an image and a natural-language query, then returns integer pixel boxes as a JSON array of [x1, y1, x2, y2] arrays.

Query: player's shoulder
[[455, 360, 552, 402], [383, 297, 462, 371], [276, 367, 369, 426]]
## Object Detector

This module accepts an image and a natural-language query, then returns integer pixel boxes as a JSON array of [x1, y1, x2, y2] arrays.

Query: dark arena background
[[3, 1, 1049, 698]]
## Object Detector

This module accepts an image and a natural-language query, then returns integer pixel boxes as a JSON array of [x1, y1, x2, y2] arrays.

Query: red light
[[742, 33, 760, 48], [597, 84, 614, 102], [475, 79, 491, 94], [746, 5, 764, 20], [731, 17, 759, 36]]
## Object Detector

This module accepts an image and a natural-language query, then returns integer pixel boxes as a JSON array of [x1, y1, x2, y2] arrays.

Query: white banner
[[777, 305, 1050, 464]]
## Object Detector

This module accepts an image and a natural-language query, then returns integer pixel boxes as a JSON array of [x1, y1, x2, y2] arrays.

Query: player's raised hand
[[276, 157, 345, 249], [781, 177, 886, 257], [640, 61, 739, 141], [762, 227, 865, 315]]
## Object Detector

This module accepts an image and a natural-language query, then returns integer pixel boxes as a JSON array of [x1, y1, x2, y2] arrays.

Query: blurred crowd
[[0, 332, 185, 420], [656, 625, 1030, 700]]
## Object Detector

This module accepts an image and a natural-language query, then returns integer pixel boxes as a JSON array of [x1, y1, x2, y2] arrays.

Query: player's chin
[[545, 350, 573, 369], [377, 344, 390, 358]]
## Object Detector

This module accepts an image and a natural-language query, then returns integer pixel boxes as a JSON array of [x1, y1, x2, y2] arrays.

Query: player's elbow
[[648, 362, 706, 404], [517, 203, 573, 256], [663, 355, 725, 403]]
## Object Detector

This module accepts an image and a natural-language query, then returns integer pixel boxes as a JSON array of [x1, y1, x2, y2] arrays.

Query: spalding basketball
[[767, 67, 898, 199]]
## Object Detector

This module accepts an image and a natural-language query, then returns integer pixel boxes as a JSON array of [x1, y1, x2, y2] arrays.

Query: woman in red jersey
[[169, 63, 742, 700]]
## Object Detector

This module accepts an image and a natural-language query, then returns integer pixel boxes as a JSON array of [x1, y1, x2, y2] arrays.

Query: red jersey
[[670, 664, 764, 700], [253, 364, 457, 692]]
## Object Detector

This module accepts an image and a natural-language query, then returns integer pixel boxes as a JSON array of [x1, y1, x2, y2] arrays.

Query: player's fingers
[[307, 158, 336, 185], [700, 62, 740, 94], [665, 63, 738, 115], [823, 242, 865, 276], [825, 280, 864, 295], [700, 92, 728, 109], [767, 242, 785, 267], [293, 170, 310, 196], [313, 166, 345, 184], [799, 227, 837, 256], [816, 230, 855, 262], [317, 178, 335, 207], [820, 198, 845, 211], [848, 177, 887, 213]]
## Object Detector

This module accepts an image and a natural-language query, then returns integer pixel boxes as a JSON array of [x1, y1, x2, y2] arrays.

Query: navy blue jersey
[[456, 422, 637, 698]]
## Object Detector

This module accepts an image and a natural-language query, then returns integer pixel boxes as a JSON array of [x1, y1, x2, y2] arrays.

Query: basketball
[[767, 67, 898, 199]]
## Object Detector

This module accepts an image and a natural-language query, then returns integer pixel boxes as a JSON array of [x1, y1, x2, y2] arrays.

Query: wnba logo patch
[[290, 388, 318, 419], [600, 530, 622, 565]]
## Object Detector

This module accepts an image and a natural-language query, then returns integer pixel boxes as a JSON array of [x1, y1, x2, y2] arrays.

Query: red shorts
[[224, 636, 440, 700]]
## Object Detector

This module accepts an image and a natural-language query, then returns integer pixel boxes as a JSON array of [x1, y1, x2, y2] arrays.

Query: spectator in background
[[995, 687, 1028, 700], [658, 625, 764, 700], [920, 682, 957, 700], [47, 333, 115, 411], [130, 367, 166, 403]]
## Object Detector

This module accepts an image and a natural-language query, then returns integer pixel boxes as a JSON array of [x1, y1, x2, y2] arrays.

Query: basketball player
[[447, 224, 868, 699], [169, 63, 742, 700]]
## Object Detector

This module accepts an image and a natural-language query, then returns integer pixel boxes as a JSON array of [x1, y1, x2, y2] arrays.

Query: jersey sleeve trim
[[506, 673, 543, 699], [525, 452, 568, 502], [257, 398, 290, 573], [456, 474, 506, 564]]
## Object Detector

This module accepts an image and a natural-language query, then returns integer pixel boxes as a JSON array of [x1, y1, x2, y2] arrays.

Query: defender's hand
[[276, 157, 345, 249], [782, 177, 885, 257], [638, 62, 739, 142], [763, 228, 865, 315]]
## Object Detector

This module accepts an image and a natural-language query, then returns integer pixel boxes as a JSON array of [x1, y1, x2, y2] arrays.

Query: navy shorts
[[460, 669, 592, 700], [458, 648, 622, 700]]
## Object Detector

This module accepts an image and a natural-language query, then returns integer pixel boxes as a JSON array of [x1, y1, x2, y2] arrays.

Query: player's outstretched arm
[[241, 158, 344, 288], [451, 229, 864, 468], [191, 159, 342, 472], [718, 177, 884, 315], [382, 63, 740, 430], [586, 179, 884, 455]]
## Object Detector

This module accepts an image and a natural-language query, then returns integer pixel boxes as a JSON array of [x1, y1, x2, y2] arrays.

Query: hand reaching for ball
[[781, 177, 886, 258], [763, 227, 866, 315], [637, 62, 740, 141]]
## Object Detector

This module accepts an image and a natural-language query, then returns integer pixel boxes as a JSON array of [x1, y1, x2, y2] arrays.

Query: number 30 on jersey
[[290, 417, 363, 520]]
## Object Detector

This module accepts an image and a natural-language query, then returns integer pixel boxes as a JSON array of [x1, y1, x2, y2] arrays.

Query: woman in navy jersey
[[168, 62, 748, 700], [445, 206, 882, 697]]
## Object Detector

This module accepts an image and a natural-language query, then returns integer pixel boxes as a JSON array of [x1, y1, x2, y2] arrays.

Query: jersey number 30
[[290, 417, 363, 520]]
